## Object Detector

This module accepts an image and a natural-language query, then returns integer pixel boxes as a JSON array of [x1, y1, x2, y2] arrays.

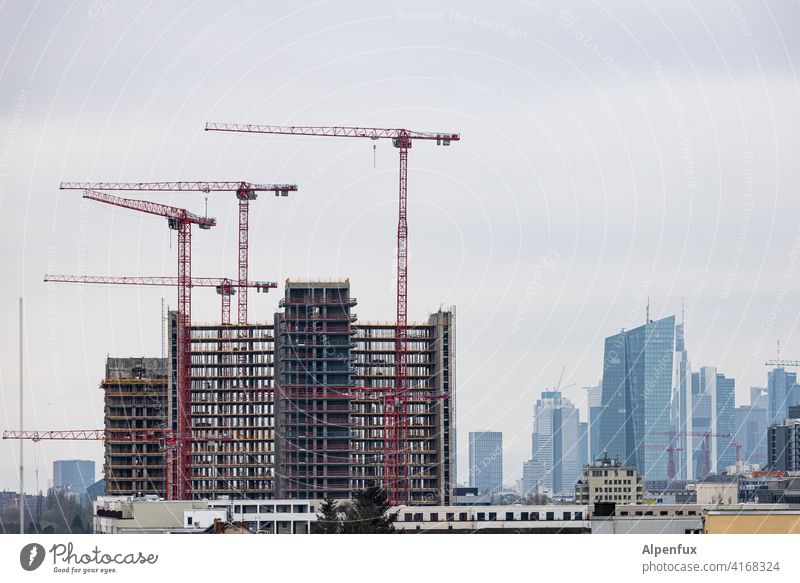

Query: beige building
[[705, 507, 800, 534], [694, 476, 738, 505], [575, 456, 643, 505]]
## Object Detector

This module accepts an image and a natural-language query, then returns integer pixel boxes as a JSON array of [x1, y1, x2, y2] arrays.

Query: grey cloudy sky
[[0, 0, 799, 490]]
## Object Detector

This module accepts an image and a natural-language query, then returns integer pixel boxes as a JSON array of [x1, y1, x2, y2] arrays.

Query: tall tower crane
[[80, 189, 215, 500], [655, 431, 733, 479], [205, 122, 460, 504], [44, 274, 277, 325], [59, 181, 296, 325]]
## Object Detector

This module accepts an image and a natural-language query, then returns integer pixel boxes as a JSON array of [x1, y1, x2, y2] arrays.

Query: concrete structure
[[768, 417, 800, 472], [468, 431, 503, 495], [104, 279, 456, 505], [530, 391, 582, 495], [452, 487, 492, 506], [103, 357, 168, 496], [274, 280, 356, 501], [93, 496, 317, 534], [53, 459, 95, 494], [598, 316, 675, 481], [393, 504, 589, 533], [574, 455, 643, 505]]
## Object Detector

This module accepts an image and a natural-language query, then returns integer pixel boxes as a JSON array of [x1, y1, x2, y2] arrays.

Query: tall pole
[[19, 297, 24, 534]]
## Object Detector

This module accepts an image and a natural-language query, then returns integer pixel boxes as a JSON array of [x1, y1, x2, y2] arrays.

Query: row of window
[[402, 511, 584, 522]]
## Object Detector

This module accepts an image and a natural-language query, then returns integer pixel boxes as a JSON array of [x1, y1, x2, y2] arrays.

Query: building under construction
[[101, 279, 455, 504]]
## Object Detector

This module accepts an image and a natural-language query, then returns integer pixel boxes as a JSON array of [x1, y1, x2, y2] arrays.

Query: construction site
[[7, 125, 460, 507]]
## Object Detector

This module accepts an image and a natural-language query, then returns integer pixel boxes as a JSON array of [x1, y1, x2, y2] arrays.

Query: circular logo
[[19, 543, 46, 571]]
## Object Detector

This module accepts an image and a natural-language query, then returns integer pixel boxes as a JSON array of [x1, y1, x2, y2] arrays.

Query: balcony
[[279, 297, 357, 307]]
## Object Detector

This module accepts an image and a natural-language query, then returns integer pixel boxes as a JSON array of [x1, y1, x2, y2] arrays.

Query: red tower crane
[[655, 431, 733, 479], [44, 274, 277, 325], [80, 189, 215, 500], [205, 122, 460, 504], [59, 181, 296, 325], [643, 444, 684, 481]]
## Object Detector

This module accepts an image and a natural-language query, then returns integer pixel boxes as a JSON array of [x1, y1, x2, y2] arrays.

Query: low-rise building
[[575, 455, 643, 505], [592, 503, 704, 534], [705, 505, 800, 534], [694, 475, 739, 505], [93, 496, 317, 534]]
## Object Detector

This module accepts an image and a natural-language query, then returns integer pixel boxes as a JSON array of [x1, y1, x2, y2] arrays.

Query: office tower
[[735, 401, 768, 469], [53, 460, 95, 494], [768, 368, 799, 426], [531, 391, 582, 494], [579, 421, 589, 466], [691, 368, 714, 478], [585, 384, 603, 463], [715, 373, 736, 471], [598, 315, 675, 481], [673, 320, 693, 479], [469, 431, 503, 495]]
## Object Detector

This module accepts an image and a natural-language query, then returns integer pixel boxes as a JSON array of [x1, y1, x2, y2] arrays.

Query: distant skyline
[[2, 1, 800, 490]]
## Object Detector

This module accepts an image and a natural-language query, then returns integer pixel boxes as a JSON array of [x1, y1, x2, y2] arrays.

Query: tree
[[340, 485, 398, 534], [312, 498, 341, 534]]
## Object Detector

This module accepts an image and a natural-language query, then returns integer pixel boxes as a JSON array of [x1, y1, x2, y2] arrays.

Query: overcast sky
[[1, 1, 799, 491]]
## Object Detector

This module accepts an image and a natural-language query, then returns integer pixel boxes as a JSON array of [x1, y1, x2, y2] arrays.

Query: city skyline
[[2, 2, 800, 493]]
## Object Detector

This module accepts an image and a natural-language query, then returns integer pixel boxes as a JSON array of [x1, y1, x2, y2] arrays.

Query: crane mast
[[206, 122, 459, 504]]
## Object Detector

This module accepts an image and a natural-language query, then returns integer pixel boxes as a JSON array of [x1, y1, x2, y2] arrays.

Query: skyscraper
[[531, 391, 582, 494], [715, 373, 736, 471], [735, 389, 768, 469], [469, 431, 503, 495], [585, 384, 603, 463], [768, 368, 799, 426], [598, 315, 675, 481], [690, 367, 736, 476], [673, 320, 693, 479]]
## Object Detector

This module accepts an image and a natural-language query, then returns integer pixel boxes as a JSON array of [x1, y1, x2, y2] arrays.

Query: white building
[[93, 496, 318, 534]]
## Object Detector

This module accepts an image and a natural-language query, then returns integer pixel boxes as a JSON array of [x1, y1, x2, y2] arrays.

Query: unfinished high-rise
[[102, 279, 455, 504], [102, 357, 168, 496]]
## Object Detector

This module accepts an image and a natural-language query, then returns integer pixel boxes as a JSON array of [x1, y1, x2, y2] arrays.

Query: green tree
[[340, 485, 397, 534], [312, 498, 341, 534]]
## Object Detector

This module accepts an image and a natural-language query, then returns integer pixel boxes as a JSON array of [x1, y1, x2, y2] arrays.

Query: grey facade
[[768, 418, 800, 473], [531, 391, 582, 494], [469, 431, 503, 495], [598, 316, 675, 481], [735, 403, 768, 469]]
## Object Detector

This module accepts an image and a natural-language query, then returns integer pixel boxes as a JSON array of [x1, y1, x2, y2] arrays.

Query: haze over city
[[1, 0, 799, 492]]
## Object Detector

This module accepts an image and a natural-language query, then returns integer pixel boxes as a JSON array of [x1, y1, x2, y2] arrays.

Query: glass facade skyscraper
[[468, 431, 503, 494], [598, 316, 675, 481]]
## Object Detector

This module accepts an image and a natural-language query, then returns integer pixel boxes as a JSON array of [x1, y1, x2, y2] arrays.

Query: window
[[430, 513, 439, 522], [563, 512, 571, 521], [676, 511, 683, 516], [575, 512, 583, 520], [413, 513, 423, 522], [505, 512, 514, 521], [187, 517, 193, 525], [688, 511, 696, 516], [545, 512, 554, 521], [660, 511, 668, 516], [620, 511, 629, 516], [477, 513, 485, 521], [446, 513, 454, 521], [531, 512, 539, 521], [520, 512, 529, 521], [404, 513, 412, 522], [489, 512, 497, 521], [459, 512, 467, 521]]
